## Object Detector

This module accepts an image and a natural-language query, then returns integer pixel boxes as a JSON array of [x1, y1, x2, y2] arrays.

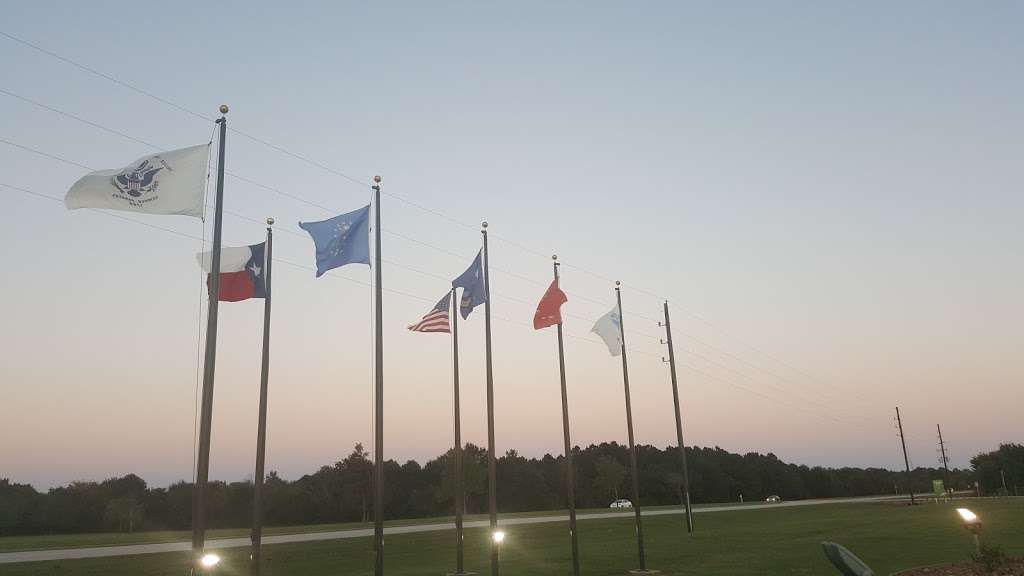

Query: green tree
[[971, 443, 1024, 495], [593, 455, 626, 502]]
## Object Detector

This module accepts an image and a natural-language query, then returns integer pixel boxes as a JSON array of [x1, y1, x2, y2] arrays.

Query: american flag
[[407, 292, 451, 333]]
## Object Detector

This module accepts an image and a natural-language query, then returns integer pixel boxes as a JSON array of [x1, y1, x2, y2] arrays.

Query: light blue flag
[[299, 205, 371, 277], [591, 306, 623, 356], [452, 250, 487, 319]]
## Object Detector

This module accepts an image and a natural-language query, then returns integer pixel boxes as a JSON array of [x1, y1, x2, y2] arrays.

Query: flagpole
[[553, 256, 580, 576], [451, 286, 468, 575], [192, 105, 229, 575], [661, 301, 693, 534], [481, 221, 499, 576], [250, 218, 274, 576], [372, 175, 385, 576], [615, 282, 653, 574]]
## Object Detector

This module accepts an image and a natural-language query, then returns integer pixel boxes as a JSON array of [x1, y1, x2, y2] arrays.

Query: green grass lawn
[[3, 499, 1020, 575], [0, 502, 756, 553]]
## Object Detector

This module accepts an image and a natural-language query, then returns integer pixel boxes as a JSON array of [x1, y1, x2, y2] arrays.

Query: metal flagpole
[[615, 282, 655, 574], [895, 407, 915, 505], [250, 218, 274, 576], [661, 301, 693, 533], [553, 256, 580, 576], [481, 222, 499, 576], [192, 105, 229, 575], [451, 286, 469, 576], [373, 176, 385, 576]]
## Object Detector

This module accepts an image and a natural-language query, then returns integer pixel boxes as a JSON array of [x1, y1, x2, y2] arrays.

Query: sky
[[0, 1, 1021, 490]]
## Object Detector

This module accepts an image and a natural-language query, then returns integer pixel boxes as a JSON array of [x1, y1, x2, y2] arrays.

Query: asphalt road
[[0, 495, 897, 564]]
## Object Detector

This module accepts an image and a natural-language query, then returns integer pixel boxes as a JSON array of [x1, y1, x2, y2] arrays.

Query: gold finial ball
[[482, 221, 489, 229], [219, 104, 229, 114], [266, 217, 275, 226], [373, 175, 382, 184], [615, 280, 621, 286]]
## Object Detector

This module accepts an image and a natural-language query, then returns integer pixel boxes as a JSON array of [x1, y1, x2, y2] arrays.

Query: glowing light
[[492, 530, 506, 543], [200, 553, 221, 568], [956, 508, 978, 523]]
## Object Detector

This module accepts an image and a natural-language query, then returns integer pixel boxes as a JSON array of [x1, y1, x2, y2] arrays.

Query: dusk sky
[[1, 1, 1021, 490]]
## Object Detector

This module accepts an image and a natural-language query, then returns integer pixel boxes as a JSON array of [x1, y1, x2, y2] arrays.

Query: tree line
[[3, 441, 1012, 537]]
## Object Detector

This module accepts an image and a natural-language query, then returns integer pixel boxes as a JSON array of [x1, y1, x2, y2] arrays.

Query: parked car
[[765, 495, 782, 503], [609, 498, 633, 509]]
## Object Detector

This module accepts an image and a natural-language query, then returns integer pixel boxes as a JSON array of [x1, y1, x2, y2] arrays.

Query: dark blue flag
[[299, 205, 371, 277], [452, 250, 487, 319]]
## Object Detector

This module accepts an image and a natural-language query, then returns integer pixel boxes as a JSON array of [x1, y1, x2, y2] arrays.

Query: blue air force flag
[[591, 306, 623, 356], [299, 205, 371, 277], [64, 144, 210, 219], [452, 250, 487, 319]]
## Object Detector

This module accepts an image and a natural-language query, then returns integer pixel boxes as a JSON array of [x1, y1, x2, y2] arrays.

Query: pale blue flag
[[299, 205, 371, 277]]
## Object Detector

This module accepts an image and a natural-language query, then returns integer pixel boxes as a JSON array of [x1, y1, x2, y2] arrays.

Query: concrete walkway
[[0, 495, 895, 564]]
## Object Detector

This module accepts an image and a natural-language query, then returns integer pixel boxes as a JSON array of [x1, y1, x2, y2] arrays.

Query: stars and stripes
[[407, 292, 452, 333]]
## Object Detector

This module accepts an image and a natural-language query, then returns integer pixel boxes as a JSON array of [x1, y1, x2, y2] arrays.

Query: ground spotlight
[[956, 508, 982, 553], [199, 553, 221, 568], [956, 508, 978, 524], [492, 530, 506, 544]]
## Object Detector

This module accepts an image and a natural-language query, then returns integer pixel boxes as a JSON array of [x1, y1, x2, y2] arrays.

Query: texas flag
[[195, 243, 267, 302]]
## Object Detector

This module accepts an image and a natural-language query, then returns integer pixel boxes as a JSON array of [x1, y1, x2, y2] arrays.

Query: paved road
[[0, 496, 897, 564]]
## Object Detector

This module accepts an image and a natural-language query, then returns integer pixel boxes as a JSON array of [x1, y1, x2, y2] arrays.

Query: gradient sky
[[1, 1, 1021, 490]]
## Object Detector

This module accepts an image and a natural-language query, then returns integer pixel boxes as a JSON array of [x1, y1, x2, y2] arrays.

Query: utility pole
[[660, 301, 693, 533], [895, 407, 915, 505], [937, 424, 950, 492]]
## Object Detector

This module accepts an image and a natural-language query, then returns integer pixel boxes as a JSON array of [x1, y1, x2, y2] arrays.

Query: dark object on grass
[[821, 541, 875, 576]]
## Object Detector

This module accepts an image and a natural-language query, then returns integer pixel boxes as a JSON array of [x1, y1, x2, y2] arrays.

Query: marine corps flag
[[64, 144, 210, 218], [533, 278, 568, 329], [537, 259, 581, 575]]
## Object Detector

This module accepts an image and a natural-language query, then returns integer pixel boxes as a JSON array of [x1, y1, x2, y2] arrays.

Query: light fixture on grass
[[199, 552, 221, 569], [956, 508, 982, 554]]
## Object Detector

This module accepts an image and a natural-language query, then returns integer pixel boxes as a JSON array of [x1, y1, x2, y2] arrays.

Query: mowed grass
[[0, 503, 750, 553], [3, 499, 1021, 575]]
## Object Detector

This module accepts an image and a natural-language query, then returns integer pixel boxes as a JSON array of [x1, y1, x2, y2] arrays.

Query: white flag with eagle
[[64, 144, 210, 219]]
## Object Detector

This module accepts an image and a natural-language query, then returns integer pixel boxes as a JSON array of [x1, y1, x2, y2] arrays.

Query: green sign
[[933, 479, 945, 496]]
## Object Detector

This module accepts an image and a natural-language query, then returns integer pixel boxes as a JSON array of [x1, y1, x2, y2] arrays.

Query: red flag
[[533, 279, 568, 329]]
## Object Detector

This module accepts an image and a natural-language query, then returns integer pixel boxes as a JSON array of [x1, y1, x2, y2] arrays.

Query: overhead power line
[[0, 88, 881, 416], [0, 30, 872, 414], [0, 180, 885, 429]]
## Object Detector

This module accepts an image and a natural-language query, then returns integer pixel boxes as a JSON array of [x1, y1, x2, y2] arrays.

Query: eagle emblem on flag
[[112, 159, 163, 197]]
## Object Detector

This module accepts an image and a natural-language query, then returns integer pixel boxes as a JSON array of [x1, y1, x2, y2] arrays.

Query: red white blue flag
[[196, 243, 267, 302], [408, 292, 451, 333]]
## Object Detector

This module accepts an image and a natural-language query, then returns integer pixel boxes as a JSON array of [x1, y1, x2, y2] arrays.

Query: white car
[[610, 499, 633, 509]]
